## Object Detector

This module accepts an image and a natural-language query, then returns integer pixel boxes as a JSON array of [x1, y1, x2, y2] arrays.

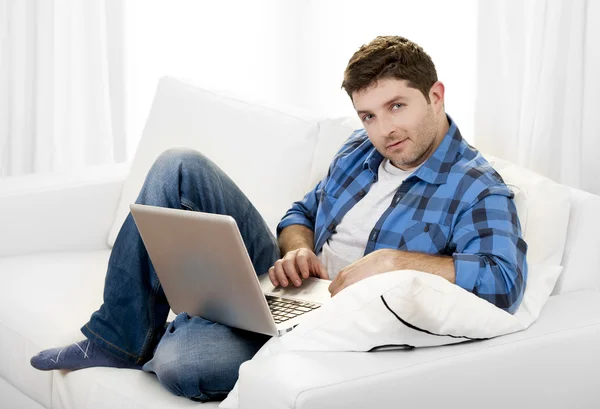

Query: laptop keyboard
[[266, 296, 321, 324]]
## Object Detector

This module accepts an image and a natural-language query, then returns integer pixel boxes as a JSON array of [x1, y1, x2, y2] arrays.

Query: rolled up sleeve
[[276, 179, 323, 236], [277, 129, 366, 238], [451, 192, 528, 314]]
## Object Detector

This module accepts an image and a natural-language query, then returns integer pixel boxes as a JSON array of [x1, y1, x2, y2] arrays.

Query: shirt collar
[[362, 114, 463, 185]]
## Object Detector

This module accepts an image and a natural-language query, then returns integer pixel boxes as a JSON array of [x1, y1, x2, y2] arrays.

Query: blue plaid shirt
[[277, 117, 528, 313]]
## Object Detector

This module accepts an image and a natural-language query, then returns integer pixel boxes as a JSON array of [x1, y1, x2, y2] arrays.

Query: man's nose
[[377, 115, 395, 138]]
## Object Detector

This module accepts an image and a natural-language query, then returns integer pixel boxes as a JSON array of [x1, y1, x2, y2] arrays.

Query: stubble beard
[[390, 108, 438, 170]]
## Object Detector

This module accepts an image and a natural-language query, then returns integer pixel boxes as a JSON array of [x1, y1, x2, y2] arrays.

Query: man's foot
[[30, 339, 141, 371]]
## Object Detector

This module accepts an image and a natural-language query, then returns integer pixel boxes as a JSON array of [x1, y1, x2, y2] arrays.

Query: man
[[30, 36, 527, 402]]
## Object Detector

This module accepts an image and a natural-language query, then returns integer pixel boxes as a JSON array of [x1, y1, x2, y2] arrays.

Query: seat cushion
[[0, 250, 217, 409], [0, 251, 110, 408], [52, 366, 220, 409], [109, 77, 323, 247], [0, 377, 46, 409]]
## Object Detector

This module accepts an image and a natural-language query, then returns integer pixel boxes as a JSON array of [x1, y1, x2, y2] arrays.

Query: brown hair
[[342, 36, 438, 103]]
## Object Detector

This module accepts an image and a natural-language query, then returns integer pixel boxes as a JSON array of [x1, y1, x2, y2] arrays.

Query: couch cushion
[[109, 77, 322, 247], [0, 377, 46, 409], [52, 366, 219, 409], [305, 117, 361, 192], [0, 251, 110, 408], [0, 251, 209, 409], [554, 187, 600, 294]]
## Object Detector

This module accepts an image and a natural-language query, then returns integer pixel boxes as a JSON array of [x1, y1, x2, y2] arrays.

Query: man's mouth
[[386, 139, 407, 149]]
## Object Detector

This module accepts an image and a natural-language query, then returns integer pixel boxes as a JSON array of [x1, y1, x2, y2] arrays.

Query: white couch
[[1, 77, 599, 409]]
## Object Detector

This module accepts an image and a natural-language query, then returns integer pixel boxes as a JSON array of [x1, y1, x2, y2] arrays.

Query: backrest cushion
[[552, 188, 600, 294], [108, 77, 321, 246], [306, 117, 362, 192]]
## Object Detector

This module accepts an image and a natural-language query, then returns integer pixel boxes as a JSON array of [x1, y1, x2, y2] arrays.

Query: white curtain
[[475, 0, 600, 194], [0, 0, 125, 177], [0, 0, 479, 175]]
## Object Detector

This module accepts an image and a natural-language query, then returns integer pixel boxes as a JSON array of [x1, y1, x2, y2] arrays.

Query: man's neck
[[436, 113, 450, 145]]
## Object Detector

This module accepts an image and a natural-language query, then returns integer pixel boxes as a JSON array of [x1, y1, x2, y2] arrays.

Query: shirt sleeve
[[276, 129, 367, 238], [450, 190, 528, 314], [276, 177, 325, 236]]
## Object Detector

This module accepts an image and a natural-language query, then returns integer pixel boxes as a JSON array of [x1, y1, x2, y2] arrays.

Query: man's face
[[352, 78, 440, 171]]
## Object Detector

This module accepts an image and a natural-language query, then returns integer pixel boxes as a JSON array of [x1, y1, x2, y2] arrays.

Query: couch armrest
[[0, 163, 129, 257], [237, 290, 600, 409]]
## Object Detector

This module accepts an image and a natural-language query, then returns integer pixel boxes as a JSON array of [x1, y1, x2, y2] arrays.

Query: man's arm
[[278, 224, 314, 255], [385, 251, 455, 283], [272, 130, 372, 287], [449, 192, 527, 313], [269, 225, 328, 287], [328, 249, 454, 296], [276, 129, 365, 239], [276, 167, 329, 241], [329, 192, 527, 314], [271, 159, 331, 288]]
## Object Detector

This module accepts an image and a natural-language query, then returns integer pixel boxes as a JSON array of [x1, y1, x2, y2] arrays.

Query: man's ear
[[429, 81, 445, 113]]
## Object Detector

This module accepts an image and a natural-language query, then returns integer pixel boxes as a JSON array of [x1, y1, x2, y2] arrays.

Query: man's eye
[[362, 114, 373, 122], [392, 103, 404, 110]]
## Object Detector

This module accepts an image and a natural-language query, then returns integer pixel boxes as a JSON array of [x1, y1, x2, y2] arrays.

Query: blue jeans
[[81, 148, 279, 401]]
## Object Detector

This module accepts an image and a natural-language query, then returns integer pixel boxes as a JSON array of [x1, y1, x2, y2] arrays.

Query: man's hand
[[328, 249, 396, 296], [268, 248, 329, 288]]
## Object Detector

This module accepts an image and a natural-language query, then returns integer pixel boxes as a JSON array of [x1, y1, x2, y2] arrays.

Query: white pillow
[[108, 77, 321, 246], [220, 264, 563, 408]]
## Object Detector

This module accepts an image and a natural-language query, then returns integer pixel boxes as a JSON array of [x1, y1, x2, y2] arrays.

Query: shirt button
[[328, 222, 336, 231], [424, 224, 430, 232], [358, 190, 366, 198], [371, 231, 378, 241], [394, 196, 401, 204]]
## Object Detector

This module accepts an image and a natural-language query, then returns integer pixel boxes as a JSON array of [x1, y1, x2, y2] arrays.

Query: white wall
[[125, 0, 478, 158]]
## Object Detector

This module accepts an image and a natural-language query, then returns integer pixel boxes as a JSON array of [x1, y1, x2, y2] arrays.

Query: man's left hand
[[328, 249, 398, 297]]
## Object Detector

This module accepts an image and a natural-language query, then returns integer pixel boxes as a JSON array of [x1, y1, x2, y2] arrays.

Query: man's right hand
[[268, 248, 329, 287]]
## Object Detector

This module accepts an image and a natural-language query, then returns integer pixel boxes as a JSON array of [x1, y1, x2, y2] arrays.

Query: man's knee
[[148, 341, 233, 401], [145, 314, 262, 401], [151, 354, 222, 401], [143, 148, 218, 195], [151, 148, 209, 175]]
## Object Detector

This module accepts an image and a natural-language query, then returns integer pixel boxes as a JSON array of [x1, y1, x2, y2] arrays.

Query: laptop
[[129, 204, 332, 336]]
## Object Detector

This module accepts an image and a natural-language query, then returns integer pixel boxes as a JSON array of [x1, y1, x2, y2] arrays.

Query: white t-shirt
[[318, 159, 416, 280]]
